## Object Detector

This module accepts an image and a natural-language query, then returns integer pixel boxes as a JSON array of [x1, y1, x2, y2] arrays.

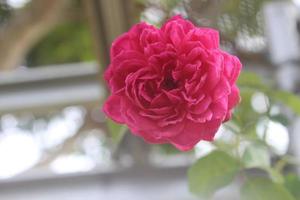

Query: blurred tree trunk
[[83, 0, 143, 68], [83, 0, 151, 166], [0, 0, 71, 71]]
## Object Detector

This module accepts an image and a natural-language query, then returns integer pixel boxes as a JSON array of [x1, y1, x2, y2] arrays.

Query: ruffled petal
[[103, 95, 125, 123], [168, 119, 222, 151]]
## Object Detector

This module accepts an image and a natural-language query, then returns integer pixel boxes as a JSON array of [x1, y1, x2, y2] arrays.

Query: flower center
[[162, 75, 178, 90]]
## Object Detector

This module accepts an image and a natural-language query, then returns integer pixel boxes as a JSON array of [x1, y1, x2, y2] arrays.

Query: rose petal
[[103, 95, 125, 123], [168, 119, 222, 151]]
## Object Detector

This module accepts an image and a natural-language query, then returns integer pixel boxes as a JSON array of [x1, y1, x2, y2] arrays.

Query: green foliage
[[272, 91, 300, 115], [237, 72, 300, 117], [266, 167, 284, 184], [220, 0, 273, 40], [27, 21, 95, 67], [107, 119, 127, 145], [234, 89, 260, 131], [0, 3, 11, 24], [237, 72, 266, 90], [269, 114, 289, 126], [188, 150, 239, 197], [235, 72, 266, 133], [241, 177, 295, 200], [187, 71, 300, 198], [285, 174, 300, 200], [155, 144, 183, 154], [159, 0, 182, 10], [242, 142, 270, 169]]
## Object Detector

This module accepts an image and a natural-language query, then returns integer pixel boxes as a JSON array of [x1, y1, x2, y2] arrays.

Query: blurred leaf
[[270, 114, 289, 126], [266, 168, 284, 184], [213, 139, 237, 152], [27, 21, 95, 67], [160, 0, 181, 10], [133, 0, 146, 5], [219, 0, 272, 40], [188, 150, 239, 197], [234, 90, 260, 130], [272, 91, 300, 115], [241, 177, 295, 200], [242, 142, 270, 169], [107, 119, 127, 145], [222, 0, 240, 13], [0, 3, 11, 24], [156, 144, 182, 154], [285, 174, 300, 200], [237, 72, 266, 90]]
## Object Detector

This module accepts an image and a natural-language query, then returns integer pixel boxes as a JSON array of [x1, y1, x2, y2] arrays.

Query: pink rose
[[103, 15, 242, 151]]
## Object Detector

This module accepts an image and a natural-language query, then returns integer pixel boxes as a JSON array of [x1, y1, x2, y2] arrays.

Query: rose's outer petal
[[228, 85, 240, 109], [128, 22, 158, 51], [186, 27, 220, 49], [210, 98, 228, 120], [224, 84, 240, 121], [103, 95, 124, 123], [106, 51, 146, 93], [133, 130, 168, 143], [110, 33, 131, 58], [161, 15, 194, 34], [110, 22, 158, 59], [104, 65, 113, 86], [222, 51, 242, 85], [168, 119, 222, 151], [197, 28, 220, 49], [124, 103, 185, 139]]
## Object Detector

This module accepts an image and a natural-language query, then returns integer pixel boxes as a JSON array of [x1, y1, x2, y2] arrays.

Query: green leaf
[[242, 142, 270, 169], [270, 114, 289, 126], [237, 72, 266, 90], [272, 91, 300, 115], [156, 144, 183, 155], [285, 174, 300, 200], [188, 150, 239, 197], [160, 0, 181, 10], [27, 22, 95, 66], [241, 177, 295, 200], [266, 168, 284, 184], [107, 119, 127, 145], [234, 90, 260, 130]]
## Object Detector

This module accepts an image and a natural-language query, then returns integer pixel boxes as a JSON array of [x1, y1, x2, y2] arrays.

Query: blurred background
[[0, 0, 300, 199]]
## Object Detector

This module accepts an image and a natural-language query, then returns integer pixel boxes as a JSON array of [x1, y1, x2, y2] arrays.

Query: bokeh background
[[1, 0, 300, 199]]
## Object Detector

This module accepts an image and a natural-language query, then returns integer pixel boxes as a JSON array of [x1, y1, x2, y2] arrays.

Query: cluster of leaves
[[188, 71, 300, 199], [220, 0, 273, 40], [26, 21, 95, 67], [0, 2, 11, 24]]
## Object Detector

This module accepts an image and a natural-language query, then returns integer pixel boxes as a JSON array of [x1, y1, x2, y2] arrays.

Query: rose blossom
[[103, 15, 242, 151]]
